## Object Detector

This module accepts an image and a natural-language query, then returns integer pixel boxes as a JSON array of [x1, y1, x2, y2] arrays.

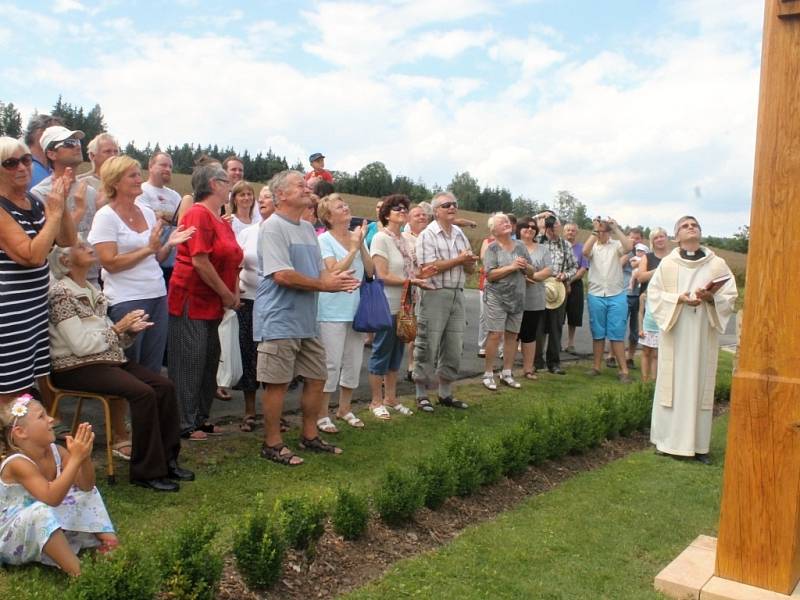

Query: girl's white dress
[[0, 443, 115, 567]]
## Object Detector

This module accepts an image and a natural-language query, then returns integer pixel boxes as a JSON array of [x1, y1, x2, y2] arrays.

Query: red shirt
[[168, 204, 243, 320], [304, 169, 334, 183]]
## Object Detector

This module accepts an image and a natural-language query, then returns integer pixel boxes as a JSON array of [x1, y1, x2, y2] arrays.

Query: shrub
[[568, 400, 607, 454], [374, 465, 424, 526], [233, 505, 285, 590], [596, 389, 624, 439], [524, 410, 550, 466], [332, 487, 369, 541], [276, 495, 326, 554], [415, 451, 457, 510], [628, 382, 655, 432], [544, 406, 576, 459], [715, 379, 732, 404], [158, 517, 222, 600], [479, 436, 505, 485], [66, 546, 159, 600], [499, 424, 532, 477], [442, 423, 485, 496]]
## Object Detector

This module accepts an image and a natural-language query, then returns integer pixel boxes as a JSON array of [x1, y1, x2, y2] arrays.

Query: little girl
[[0, 394, 117, 576]]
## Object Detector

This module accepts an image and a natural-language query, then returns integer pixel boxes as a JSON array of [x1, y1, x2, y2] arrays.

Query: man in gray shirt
[[254, 170, 359, 466]]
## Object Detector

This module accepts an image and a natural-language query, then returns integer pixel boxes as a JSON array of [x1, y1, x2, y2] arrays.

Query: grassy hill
[[155, 172, 748, 279]]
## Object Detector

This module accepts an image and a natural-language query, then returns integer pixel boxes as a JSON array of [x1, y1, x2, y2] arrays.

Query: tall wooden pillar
[[715, 0, 800, 594]]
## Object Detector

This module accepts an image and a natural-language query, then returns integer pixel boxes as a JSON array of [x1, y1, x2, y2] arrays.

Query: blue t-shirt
[[253, 214, 323, 341], [317, 231, 363, 322], [28, 157, 50, 191]]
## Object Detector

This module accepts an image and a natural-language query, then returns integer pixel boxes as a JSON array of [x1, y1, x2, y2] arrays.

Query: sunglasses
[[54, 138, 81, 150], [389, 205, 408, 213], [1, 154, 33, 170], [438, 201, 458, 209]]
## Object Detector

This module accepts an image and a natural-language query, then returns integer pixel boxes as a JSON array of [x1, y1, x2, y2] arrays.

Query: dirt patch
[[216, 432, 651, 600]]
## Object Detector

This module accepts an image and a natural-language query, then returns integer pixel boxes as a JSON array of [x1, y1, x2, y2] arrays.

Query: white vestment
[[648, 247, 737, 456]]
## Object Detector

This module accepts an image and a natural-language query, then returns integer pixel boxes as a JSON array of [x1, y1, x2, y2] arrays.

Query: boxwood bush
[[332, 486, 369, 541], [374, 466, 424, 526]]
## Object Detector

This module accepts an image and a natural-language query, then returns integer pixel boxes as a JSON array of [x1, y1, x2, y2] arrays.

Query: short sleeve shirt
[[416, 221, 472, 289], [369, 231, 406, 313], [587, 239, 626, 297], [87, 204, 166, 304], [253, 213, 323, 341], [317, 231, 364, 321], [524, 243, 553, 311], [167, 204, 243, 320], [484, 240, 531, 314]]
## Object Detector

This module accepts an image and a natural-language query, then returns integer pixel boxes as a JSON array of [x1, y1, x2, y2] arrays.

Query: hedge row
[[66, 379, 732, 597]]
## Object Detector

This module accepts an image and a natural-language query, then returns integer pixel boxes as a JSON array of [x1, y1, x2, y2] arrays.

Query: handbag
[[396, 280, 417, 343], [216, 309, 243, 387], [353, 276, 393, 333]]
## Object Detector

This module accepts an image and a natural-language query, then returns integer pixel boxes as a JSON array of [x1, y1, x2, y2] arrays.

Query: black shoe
[[132, 478, 180, 492], [549, 366, 566, 375], [694, 453, 712, 465], [438, 396, 468, 409], [167, 460, 195, 481], [406, 370, 414, 383]]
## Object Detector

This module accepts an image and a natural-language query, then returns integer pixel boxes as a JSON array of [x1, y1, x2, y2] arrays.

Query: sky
[[0, 0, 765, 235]]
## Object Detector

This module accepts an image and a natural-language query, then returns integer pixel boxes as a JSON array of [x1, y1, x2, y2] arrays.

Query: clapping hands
[[65, 422, 95, 463]]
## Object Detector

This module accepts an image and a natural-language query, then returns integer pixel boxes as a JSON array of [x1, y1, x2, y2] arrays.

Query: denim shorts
[[368, 317, 405, 375]]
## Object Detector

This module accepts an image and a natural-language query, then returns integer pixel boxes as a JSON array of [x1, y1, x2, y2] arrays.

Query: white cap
[[40, 125, 85, 151]]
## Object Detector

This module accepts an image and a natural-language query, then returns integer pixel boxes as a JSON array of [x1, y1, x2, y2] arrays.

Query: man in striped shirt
[[412, 192, 477, 411]]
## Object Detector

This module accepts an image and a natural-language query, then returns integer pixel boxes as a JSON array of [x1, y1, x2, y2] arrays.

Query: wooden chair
[[43, 377, 121, 484]]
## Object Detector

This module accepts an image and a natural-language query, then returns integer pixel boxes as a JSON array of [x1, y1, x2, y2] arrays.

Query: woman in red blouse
[[167, 161, 243, 440]]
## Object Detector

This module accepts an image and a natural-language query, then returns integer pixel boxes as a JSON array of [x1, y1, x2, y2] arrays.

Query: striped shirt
[[0, 194, 51, 393], [415, 220, 471, 289]]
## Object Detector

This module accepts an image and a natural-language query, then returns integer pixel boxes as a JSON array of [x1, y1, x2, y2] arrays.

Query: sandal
[[336, 412, 365, 428], [181, 429, 208, 441], [416, 397, 434, 413], [524, 371, 538, 380], [387, 403, 413, 416], [371, 405, 391, 420], [215, 387, 232, 401], [198, 422, 224, 436], [299, 436, 343, 454], [499, 373, 521, 389], [439, 396, 469, 409], [260, 443, 303, 466], [111, 441, 132, 461], [239, 416, 257, 433], [482, 375, 497, 391], [316, 416, 339, 434]]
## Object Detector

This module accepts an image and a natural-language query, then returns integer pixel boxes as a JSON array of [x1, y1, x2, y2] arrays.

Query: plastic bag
[[217, 309, 243, 387]]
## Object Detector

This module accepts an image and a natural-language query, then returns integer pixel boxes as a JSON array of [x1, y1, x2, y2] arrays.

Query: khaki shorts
[[257, 337, 327, 385]]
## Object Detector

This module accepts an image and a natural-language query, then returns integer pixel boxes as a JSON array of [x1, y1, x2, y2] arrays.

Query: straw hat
[[544, 277, 566, 309]]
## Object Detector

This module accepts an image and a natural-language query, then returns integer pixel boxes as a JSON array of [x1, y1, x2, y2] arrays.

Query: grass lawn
[[0, 354, 732, 598], [345, 417, 728, 600]]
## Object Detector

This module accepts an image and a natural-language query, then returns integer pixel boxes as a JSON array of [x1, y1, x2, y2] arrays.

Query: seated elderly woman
[[48, 238, 194, 493], [481, 212, 536, 391]]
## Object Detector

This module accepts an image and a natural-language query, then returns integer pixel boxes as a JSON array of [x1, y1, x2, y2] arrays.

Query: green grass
[[0, 354, 732, 598]]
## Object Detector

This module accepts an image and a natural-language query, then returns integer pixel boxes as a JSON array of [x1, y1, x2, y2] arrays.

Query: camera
[[544, 214, 557, 229]]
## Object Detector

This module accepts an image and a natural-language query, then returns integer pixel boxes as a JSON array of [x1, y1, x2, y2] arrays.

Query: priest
[[648, 215, 738, 464]]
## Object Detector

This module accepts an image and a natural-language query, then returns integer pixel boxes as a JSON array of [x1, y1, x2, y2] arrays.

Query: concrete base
[[654, 536, 800, 600]]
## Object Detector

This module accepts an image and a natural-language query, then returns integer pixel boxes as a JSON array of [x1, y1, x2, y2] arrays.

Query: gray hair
[[87, 133, 119, 157], [24, 114, 62, 147], [48, 244, 73, 280], [674, 215, 702, 237], [0, 137, 30, 163], [417, 201, 433, 218], [269, 169, 304, 206], [191, 163, 227, 202], [431, 191, 457, 209], [486, 212, 508, 232]]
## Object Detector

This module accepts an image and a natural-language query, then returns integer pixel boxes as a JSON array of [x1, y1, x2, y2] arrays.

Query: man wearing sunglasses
[[412, 192, 477, 411], [31, 126, 99, 284]]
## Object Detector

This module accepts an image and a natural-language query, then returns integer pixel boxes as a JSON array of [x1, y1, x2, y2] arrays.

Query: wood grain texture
[[715, 0, 800, 593]]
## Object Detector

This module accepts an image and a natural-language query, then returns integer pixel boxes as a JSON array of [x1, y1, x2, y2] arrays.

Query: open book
[[704, 275, 731, 291]]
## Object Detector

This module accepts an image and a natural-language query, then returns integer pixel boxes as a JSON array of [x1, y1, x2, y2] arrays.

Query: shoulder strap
[[50, 443, 62, 475], [0, 452, 36, 476]]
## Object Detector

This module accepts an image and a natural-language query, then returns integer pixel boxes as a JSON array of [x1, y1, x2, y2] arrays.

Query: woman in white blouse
[[88, 156, 193, 375]]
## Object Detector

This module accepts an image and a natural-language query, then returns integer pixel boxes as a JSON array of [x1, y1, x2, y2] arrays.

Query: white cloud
[[53, 0, 87, 13]]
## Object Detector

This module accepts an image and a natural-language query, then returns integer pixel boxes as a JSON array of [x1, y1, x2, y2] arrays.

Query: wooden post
[[715, 0, 800, 594]]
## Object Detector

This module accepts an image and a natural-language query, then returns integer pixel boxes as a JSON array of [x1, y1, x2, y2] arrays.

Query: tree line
[[1, 96, 750, 248]]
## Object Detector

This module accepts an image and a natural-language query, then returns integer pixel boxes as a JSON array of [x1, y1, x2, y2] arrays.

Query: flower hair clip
[[10, 393, 33, 424]]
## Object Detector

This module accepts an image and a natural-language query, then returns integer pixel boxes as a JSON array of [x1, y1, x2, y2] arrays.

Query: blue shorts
[[368, 317, 405, 375], [587, 293, 627, 341]]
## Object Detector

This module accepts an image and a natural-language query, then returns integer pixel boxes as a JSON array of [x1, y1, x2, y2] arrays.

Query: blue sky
[[1, 0, 764, 234]]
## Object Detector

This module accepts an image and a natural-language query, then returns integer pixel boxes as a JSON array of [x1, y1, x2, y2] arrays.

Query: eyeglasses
[[438, 201, 458, 209], [1, 154, 33, 170], [54, 138, 81, 150], [389, 206, 408, 213]]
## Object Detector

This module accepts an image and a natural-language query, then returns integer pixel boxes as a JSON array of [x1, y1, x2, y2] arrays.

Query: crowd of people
[[0, 115, 738, 574]]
